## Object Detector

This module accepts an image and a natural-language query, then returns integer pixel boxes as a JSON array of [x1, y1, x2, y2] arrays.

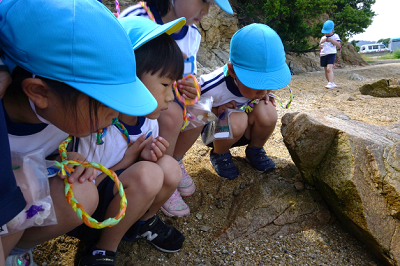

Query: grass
[[359, 49, 400, 62]]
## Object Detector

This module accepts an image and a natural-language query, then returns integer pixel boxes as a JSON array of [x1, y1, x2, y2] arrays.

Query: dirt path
[[33, 61, 400, 266]]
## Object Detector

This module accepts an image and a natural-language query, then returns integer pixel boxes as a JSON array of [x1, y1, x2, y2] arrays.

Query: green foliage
[[234, 0, 375, 53], [394, 49, 400, 59], [350, 40, 360, 51], [377, 38, 390, 47]]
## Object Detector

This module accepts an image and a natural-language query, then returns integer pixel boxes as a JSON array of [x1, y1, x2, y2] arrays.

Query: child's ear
[[227, 63, 237, 78], [21, 78, 50, 109]]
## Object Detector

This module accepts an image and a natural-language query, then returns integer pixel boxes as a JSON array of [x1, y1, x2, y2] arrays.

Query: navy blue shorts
[[206, 135, 251, 149], [68, 169, 140, 244], [0, 101, 26, 226], [320, 54, 336, 67]]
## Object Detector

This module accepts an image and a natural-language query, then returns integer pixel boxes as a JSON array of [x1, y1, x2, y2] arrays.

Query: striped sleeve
[[120, 4, 149, 18]]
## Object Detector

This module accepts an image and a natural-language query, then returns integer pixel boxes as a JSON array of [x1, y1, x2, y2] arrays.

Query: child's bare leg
[[213, 112, 248, 154], [16, 177, 99, 249], [1, 230, 24, 258], [325, 64, 334, 82], [246, 99, 277, 148], [158, 101, 183, 156], [173, 126, 204, 159], [96, 161, 163, 252], [146, 156, 182, 217]]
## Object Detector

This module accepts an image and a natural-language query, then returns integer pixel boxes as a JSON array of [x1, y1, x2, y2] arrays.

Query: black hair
[[135, 33, 184, 81], [146, 0, 171, 17], [8, 66, 102, 134]]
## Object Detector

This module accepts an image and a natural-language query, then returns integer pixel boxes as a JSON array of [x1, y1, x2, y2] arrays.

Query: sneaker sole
[[136, 236, 184, 253], [178, 185, 196, 197], [245, 158, 276, 173], [160, 206, 190, 217]]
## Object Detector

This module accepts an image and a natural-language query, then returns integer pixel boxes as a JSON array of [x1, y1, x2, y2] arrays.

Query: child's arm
[[319, 36, 327, 49], [140, 136, 169, 162], [326, 37, 341, 47], [216, 100, 237, 116]]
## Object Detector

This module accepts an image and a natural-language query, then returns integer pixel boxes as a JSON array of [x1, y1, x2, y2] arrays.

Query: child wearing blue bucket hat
[[120, 0, 234, 217], [319, 20, 341, 89], [171, 23, 291, 180], [0, 0, 163, 264], [72, 16, 188, 263]]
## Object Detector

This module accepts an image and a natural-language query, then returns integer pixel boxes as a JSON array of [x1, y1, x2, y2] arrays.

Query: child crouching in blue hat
[[176, 23, 292, 180]]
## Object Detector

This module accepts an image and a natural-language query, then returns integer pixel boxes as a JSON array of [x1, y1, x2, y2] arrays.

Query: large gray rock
[[281, 108, 400, 265], [360, 78, 400, 97], [217, 173, 332, 242]]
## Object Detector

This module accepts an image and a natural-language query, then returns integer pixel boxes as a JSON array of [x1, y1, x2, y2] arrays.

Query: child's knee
[[252, 101, 278, 127], [72, 181, 99, 215], [158, 156, 181, 188], [158, 102, 183, 129], [123, 162, 164, 197], [229, 112, 248, 137]]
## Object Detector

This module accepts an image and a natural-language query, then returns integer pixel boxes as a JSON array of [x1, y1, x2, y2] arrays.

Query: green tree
[[377, 38, 390, 47], [233, 0, 375, 52]]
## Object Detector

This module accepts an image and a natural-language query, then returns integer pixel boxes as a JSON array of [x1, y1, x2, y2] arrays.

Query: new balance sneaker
[[138, 215, 185, 253], [325, 82, 333, 89], [161, 189, 190, 217], [78, 244, 117, 266], [177, 161, 196, 197], [5, 250, 38, 266], [245, 146, 276, 173], [210, 149, 239, 180]]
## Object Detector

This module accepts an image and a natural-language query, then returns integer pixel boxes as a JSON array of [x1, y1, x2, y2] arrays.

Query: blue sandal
[[210, 149, 239, 180], [245, 146, 276, 172]]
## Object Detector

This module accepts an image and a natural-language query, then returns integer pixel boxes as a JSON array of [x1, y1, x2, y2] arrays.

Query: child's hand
[[59, 152, 97, 183], [262, 93, 276, 107], [121, 133, 154, 167], [217, 100, 237, 116], [0, 70, 11, 99], [177, 77, 199, 100], [140, 136, 169, 162]]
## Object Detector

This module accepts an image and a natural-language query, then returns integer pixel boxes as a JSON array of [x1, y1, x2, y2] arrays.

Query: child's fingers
[[151, 143, 164, 158], [149, 150, 158, 162], [78, 167, 97, 183], [68, 166, 84, 183], [153, 140, 167, 154], [156, 136, 169, 149]]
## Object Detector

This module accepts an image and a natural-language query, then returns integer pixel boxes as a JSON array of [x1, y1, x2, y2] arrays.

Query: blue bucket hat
[[0, 0, 157, 117], [321, 20, 334, 34], [229, 24, 291, 91], [119, 16, 186, 50], [215, 0, 234, 14]]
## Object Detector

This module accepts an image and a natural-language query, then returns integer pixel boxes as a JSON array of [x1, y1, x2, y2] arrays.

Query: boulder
[[217, 171, 332, 242], [360, 79, 400, 97], [281, 108, 400, 265]]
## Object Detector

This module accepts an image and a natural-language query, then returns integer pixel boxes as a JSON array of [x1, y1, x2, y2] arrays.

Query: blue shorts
[[320, 54, 336, 67], [0, 101, 26, 226], [68, 169, 140, 243]]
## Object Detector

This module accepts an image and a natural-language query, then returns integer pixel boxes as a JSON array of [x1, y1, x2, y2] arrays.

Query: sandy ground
[[32, 61, 400, 265]]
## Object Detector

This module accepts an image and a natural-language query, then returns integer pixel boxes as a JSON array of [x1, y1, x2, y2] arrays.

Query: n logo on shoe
[[141, 231, 158, 241]]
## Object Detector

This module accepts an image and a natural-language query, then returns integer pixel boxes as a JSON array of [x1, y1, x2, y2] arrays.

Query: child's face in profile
[[173, 0, 211, 25], [235, 77, 269, 100], [140, 70, 175, 119]]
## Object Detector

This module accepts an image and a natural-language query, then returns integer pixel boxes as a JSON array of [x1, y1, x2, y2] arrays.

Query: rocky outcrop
[[360, 78, 400, 97], [217, 172, 332, 242], [281, 108, 400, 265]]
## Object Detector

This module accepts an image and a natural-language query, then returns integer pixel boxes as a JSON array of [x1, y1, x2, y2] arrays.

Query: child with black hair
[[0, 0, 159, 265], [74, 17, 187, 261], [120, 0, 234, 217]]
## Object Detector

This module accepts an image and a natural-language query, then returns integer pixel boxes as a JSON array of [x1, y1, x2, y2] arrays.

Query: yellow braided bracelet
[[55, 136, 127, 229]]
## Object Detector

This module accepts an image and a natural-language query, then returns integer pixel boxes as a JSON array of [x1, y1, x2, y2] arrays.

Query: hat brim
[[233, 63, 291, 91], [64, 78, 157, 116], [321, 28, 333, 33], [119, 17, 186, 50], [215, 0, 234, 14]]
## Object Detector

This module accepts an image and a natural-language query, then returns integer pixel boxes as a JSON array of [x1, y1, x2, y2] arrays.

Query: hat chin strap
[[28, 98, 51, 125]]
